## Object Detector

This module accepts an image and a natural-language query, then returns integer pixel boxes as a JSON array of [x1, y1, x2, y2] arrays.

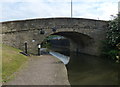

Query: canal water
[[50, 51, 120, 85], [49, 51, 70, 64]]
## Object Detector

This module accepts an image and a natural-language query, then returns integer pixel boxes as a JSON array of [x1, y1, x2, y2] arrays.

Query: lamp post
[[38, 44, 41, 56], [24, 41, 27, 54], [118, 1, 120, 14], [118, 1, 120, 29], [71, 0, 73, 18]]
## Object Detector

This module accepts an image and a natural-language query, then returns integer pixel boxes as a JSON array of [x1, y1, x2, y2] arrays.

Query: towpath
[[5, 55, 70, 85]]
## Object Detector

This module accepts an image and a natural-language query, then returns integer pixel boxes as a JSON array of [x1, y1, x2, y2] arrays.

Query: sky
[[0, 0, 119, 22]]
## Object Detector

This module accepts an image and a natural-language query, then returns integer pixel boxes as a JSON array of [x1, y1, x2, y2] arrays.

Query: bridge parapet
[[1, 18, 108, 33], [1, 18, 108, 55]]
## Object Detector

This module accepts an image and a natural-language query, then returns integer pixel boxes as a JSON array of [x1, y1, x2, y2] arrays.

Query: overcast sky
[[0, 0, 119, 22]]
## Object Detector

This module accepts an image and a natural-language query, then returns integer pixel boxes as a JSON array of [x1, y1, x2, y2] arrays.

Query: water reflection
[[49, 51, 119, 85], [67, 53, 119, 85]]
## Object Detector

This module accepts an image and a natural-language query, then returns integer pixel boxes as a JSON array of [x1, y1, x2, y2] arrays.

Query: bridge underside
[[52, 32, 96, 55]]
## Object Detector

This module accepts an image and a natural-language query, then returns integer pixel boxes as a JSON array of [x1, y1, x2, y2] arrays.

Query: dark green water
[[66, 53, 120, 85]]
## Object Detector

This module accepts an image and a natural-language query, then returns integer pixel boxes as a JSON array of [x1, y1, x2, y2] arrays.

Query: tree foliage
[[102, 14, 120, 61]]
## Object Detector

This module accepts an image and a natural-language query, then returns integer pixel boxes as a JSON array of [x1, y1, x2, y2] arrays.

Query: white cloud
[[97, 2, 118, 20], [0, 0, 118, 3], [72, 1, 118, 20], [0, 0, 119, 22]]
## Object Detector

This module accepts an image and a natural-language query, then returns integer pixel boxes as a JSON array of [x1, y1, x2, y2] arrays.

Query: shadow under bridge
[[51, 31, 94, 55]]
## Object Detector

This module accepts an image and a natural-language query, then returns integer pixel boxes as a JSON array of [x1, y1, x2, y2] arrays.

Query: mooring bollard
[[38, 44, 41, 56]]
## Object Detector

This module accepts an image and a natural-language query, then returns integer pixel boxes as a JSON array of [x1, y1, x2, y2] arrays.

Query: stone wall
[[1, 18, 108, 55]]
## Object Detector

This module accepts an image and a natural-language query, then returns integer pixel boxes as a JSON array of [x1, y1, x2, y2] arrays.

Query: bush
[[102, 14, 120, 62]]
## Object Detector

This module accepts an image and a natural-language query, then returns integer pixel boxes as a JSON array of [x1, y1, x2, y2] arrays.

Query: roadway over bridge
[[1, 18, 108, 56]]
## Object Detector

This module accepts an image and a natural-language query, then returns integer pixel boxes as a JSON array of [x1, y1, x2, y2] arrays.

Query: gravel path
[[4, 55, 70, 85]]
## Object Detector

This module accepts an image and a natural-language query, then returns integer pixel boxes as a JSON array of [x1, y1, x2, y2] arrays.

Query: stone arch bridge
[[1, 18, 108, 56]]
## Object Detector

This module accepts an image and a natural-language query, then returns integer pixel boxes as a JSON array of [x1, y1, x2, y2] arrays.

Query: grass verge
[[2, 44, 28, 82]]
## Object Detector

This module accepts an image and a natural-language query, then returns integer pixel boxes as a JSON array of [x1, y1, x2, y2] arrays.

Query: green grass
[[2, 44, 28, 82]]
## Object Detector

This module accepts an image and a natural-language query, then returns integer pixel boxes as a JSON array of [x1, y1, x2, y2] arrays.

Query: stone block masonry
[[1, 18, 108, 56]]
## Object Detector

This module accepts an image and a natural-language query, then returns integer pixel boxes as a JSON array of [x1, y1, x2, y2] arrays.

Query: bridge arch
[[1, 18, 108, 55], [41, 31, 94, 55]]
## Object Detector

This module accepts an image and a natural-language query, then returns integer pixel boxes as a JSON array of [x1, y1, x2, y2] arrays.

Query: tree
[[102, 14, 120, 61]]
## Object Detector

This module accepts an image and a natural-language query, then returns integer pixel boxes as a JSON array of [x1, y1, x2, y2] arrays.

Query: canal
[[50, 51, 120, 85]]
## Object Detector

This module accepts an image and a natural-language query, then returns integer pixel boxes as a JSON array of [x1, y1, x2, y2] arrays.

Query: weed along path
[[5, 55, 70, 85]]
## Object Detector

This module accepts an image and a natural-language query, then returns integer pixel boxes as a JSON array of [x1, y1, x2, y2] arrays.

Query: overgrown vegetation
[[41, 35, 64, 48], [2, 44, 28, 82], [102, 14, 120, 62], [41, 41, 51, 48]]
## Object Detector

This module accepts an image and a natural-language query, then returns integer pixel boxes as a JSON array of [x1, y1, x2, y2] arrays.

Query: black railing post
[[24, 41, 27, 54]]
